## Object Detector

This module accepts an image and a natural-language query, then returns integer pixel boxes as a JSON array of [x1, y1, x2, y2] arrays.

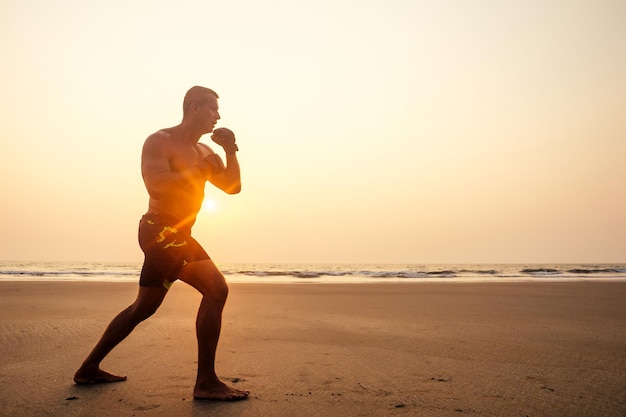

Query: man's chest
[[167, 144, 204, 172]]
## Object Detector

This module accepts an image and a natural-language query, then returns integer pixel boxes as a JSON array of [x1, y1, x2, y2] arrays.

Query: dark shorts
[[138, 212, 210, 289]]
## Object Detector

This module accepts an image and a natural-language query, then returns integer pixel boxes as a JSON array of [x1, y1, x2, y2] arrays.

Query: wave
[[566, 268, 626, 274], [520, 268, 561, 275], [0, 263, 139, 280], [0, 270, 137, 277]]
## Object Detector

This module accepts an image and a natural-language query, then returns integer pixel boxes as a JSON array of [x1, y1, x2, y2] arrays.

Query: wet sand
[[0, 281, 624, 416]]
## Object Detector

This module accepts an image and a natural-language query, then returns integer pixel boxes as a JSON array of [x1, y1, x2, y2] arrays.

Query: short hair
[[183, 86, 219, 115]]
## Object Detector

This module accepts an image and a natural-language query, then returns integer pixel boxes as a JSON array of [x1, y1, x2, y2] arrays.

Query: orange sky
[[1, 0, 625, 263]]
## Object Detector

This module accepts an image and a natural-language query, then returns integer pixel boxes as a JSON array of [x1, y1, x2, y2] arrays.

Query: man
[[73, 86, 248, 401]]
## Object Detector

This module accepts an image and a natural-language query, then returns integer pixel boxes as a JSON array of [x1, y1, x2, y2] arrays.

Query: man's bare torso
[[142, 129, 215, 227]]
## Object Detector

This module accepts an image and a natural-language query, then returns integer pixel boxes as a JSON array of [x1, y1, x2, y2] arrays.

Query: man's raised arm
[[207, 128, 241, 195]]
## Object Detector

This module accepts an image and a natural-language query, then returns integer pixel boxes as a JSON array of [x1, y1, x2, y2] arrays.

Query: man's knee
[[178, 259, 229, 301], [131, 287, 167, 322], [128, 300, 158, 323], [207, 271, 229, 303]]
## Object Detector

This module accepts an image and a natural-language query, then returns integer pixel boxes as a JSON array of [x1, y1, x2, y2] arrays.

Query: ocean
[[1, 261, 625, 284]]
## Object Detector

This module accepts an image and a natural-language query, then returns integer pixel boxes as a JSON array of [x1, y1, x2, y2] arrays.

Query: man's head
[[182, 86, 220, 133], [183, 86, 219, 117]]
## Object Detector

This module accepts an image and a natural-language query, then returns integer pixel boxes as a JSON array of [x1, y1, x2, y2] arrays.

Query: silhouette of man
[[74, 86, 248, 401]]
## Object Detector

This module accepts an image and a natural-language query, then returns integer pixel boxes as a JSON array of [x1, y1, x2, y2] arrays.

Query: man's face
[[196, 95, 220, 132]]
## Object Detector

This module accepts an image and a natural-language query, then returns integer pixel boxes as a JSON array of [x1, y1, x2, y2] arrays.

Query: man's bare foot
[[193, 381, 249, 401], [74, 368, 127, 385]]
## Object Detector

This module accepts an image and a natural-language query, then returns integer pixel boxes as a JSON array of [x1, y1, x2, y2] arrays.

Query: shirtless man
[[73, 86, 248, 401]]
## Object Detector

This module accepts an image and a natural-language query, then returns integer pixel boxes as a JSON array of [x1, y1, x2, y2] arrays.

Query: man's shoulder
[[148, 129, 172, 140], [144, 129, 173, 145], [142, 130, 175, 158]]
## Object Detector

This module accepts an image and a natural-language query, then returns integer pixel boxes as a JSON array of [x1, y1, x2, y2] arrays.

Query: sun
[[201, 198, 217, 213]]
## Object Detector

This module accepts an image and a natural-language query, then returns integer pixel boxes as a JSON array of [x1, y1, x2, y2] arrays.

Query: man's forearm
[[216, 153, 241, 194]]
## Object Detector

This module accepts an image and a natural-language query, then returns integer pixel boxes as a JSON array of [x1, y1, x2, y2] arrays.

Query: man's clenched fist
[[211, 128, 238, 155]]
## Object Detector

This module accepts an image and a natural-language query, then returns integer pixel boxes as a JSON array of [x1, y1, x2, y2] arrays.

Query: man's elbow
[[225, 182, 241, 195]]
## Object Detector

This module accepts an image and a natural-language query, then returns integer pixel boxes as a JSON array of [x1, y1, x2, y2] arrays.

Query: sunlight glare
[[201, 198, 217, 213]]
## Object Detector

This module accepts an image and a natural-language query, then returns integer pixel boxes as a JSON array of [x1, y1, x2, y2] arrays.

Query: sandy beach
[[0, 281, 624, 417]]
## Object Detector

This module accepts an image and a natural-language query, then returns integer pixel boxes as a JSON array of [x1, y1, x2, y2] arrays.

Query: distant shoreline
[[1, 261, 625, 284]]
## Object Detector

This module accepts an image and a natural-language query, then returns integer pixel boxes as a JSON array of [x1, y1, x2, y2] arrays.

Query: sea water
[[0, 261, 625, 284]]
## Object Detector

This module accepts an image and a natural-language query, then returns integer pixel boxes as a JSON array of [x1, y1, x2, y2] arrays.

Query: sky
[[1, 0, 624, 264]]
